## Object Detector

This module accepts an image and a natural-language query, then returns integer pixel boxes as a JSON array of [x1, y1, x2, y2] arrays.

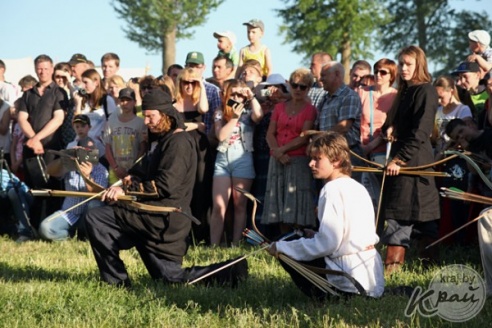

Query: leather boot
[[384, 245, 406, 276], [418, 237, 440, 269]]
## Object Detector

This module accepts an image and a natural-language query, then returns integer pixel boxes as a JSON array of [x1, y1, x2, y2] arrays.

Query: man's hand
[[26, 137, 44, 154], [101, 186, 125, 203], [268, 242, 278, 258], [79, 161, 93, 178]]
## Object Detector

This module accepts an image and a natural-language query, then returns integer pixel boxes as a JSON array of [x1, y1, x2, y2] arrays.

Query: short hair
[[307, 132, 352, 176], [374, 58, 398, 86], [237, 59, 262, 78], [312, 52, 333, 63], [444, 118, 466, 137], [323, 61, 345, 77], [213, 55, 234, 70], [289, 68, 314, 87], [18, 75, 37, 89], [54, 62, 72, 74], [351, 60, 371, 73], [34, 54, 53, 66], [0, 60, 5, 70], [167, 64, 184, 76], [101, 52, 120, 67]]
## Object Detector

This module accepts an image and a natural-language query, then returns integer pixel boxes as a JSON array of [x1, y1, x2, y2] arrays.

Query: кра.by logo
[[405, 264, 486, 322]]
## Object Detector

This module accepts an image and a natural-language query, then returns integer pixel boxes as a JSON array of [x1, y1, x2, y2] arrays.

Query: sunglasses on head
[[290, 82, 308, 91], [374, 69, 390, 76]]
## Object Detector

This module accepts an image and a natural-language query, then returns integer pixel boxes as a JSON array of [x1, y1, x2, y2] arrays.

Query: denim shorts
[[214, 142, 255, 179]]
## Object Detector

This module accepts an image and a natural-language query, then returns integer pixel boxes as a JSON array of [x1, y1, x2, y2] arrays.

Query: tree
[[379, 0, 492, 76], [112, 0, 223, 74], [276, 0, 389, 81]]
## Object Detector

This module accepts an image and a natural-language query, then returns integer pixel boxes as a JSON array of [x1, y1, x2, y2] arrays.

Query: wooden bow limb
[[125, 201, 201, 225], [426, 208, 492, 249], [352, 166, 450, 177], [375, 141, 391, 230], [30, 189, 136, 201], [234, 186, 269, 243]]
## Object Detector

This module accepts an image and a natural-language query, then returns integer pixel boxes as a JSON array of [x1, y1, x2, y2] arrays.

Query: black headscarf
[[142, 89, 185, 130]]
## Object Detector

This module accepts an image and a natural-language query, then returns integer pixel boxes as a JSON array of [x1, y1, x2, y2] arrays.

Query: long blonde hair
[[175, 68, 201, 105]]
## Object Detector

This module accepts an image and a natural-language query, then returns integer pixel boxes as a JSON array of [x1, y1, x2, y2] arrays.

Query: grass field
[[0, 235, 490, 327]]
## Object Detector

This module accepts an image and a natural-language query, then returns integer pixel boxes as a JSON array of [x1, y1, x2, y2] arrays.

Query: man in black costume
[[85, 89, 247, 287]]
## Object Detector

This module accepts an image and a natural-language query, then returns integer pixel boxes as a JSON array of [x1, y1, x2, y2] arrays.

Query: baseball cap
[[77, 136, 97, 151], [243, 19, 265, 32], [118, 87, 136, 101], [468, 30, 491, 47], [72, 114, 91, 126], [69, 53, 88, 66], [213, 31, 237, 46], [185, 52, 205, 65], [451, 62, 481, 75]]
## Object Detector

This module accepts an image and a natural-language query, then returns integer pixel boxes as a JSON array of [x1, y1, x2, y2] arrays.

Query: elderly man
[[318, 61, 363, 182], [85, 89, 247, 288]]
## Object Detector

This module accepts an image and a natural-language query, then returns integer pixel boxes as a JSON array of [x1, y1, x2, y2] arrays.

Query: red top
[[270, 101, 317, 157]]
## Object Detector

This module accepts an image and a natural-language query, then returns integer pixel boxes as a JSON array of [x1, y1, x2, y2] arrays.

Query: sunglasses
[[290, 82, 308, 91], [54, 75, 66, 79], [374, 69, 390, 76], [181, 80, 196, 85]]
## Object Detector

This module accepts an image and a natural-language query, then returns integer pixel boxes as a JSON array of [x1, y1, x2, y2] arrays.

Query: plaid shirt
[[202, 81, 222, 135], [317, 84, 362, 147], [62, 163, 108, 225]]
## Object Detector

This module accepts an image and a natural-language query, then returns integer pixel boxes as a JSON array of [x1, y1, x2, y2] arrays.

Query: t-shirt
[[104, 113, 146, 170]]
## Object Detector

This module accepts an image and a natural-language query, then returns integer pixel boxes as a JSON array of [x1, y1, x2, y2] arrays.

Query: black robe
[[383, 83, 440, 222], [113, 129, 197, 263]]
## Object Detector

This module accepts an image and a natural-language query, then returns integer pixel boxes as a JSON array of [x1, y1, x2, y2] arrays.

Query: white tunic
[[276, 177, 385, 297]]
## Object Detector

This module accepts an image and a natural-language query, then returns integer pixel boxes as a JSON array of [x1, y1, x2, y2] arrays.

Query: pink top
[[358, 87, 397, 154], [271, 102, 317, 157]]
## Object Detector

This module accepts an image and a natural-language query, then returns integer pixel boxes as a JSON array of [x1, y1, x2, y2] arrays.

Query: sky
[[0, 0, 490, 83]]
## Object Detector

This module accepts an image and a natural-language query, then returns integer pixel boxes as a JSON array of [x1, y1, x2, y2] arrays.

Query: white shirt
[[276, 177, 385, 297]]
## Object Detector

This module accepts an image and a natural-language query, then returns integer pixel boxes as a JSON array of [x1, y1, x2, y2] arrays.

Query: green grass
[[0, 236, 490, 327]]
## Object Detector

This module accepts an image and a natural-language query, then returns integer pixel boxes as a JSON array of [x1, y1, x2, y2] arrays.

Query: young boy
[[238, 19, 272, 79], [104, 88, 146, 184], [37, 115, 109, 241], [213, 31, 239, 71], [268, 132, 384, 299]]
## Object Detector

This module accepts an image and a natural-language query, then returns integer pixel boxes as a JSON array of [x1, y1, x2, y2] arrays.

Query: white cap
[[213, 31, 237, 46], [259, 73, 289, 91], [469, 30, 491, 47]]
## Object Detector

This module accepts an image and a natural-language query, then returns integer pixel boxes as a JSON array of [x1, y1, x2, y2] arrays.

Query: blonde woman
[[174, 68, 212, 241]]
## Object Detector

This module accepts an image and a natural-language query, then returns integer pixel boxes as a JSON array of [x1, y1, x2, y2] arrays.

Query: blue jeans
[[38, 200, 103, 241], [7, 188, 33, 236]]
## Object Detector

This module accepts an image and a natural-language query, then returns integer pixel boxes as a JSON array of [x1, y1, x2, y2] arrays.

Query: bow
[[30, 189, 200, 225]]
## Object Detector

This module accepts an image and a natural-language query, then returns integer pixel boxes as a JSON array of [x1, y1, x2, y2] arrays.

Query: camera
[[130, 77, 140, 84], [77, 88, 87, 96], [260, 89, 272, 97], [227, 98, 240, 107]]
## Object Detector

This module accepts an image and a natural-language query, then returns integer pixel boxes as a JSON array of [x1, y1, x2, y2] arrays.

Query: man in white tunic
[[269, 132, 385, 299]]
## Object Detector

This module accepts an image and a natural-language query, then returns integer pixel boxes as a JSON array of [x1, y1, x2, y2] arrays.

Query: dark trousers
[[85, 205, 230, 286]]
